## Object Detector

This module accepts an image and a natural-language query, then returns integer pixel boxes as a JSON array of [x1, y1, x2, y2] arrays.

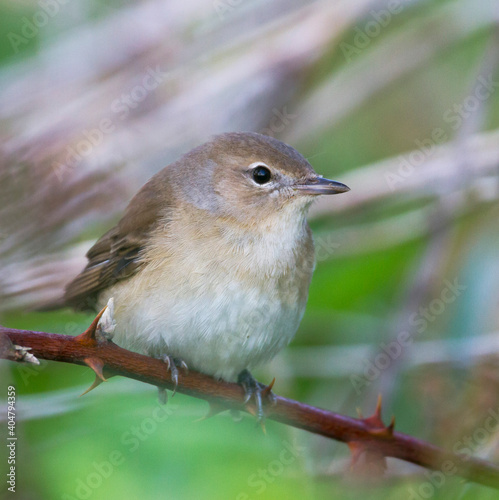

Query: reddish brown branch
[[1, 318, 499, 489]]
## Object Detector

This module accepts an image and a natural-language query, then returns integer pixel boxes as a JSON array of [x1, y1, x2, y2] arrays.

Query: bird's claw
[[237, 369, 276, 425], [161, 355, 188, 395]]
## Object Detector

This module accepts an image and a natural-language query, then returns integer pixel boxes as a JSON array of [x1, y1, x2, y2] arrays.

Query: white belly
[[103, 270, 306, 381], [98, 210, 314, 381]]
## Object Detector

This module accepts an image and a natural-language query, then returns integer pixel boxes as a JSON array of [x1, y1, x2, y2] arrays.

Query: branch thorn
[[261, 378, 275, 399], [75, 307, 108, 345], [258, 419, 267, 435], [84, 357, 107, 381], [347, 394, 394, 474], [79, 375, 104, 397]]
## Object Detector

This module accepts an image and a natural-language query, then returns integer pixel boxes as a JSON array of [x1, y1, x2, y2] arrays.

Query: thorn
[[347, 396, 393, 474], [261, 378, 275, 399], [79, 376, 103, 397], [367, 427, 393, 439], [357, 395, 395, 440], [245, 405, 257, 417], [388, 415, 395, 434], [362, 394, 385, 429], [75, 307, 107, 345], [195, 402, 227, 422], [258, 419, 267, 435], [356, 407, 363, 419], [84, 357, 106, 381]]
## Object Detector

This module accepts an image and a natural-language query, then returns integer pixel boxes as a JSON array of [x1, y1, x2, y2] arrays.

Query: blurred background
[[1, 0, 499, 498]]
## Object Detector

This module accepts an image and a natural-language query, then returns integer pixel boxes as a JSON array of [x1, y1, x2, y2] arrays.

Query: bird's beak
[[294, 176, 350, 196]]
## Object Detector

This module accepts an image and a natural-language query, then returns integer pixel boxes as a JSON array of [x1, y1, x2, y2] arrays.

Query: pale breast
[[99, 211, 315, 381]]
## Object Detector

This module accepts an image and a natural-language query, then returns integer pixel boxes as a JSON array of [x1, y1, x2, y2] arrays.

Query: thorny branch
[[1, 307, 499, 489]]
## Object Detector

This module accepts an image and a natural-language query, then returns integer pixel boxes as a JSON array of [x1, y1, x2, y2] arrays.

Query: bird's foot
[[237, 369, 276, 426], [161, 355, 188, 395]]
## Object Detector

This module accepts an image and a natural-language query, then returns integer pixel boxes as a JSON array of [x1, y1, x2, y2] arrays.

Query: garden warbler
[[61, 132, 349, 412]]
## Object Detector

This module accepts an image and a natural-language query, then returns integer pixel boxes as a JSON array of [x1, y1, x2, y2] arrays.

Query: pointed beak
[[294, 176, 350, 196]]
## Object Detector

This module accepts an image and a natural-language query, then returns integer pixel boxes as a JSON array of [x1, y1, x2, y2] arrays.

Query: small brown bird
[[59, 132, 349, 414]]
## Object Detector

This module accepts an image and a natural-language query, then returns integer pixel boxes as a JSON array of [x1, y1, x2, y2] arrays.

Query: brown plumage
[[64, 168, 170, 310], [56, 132, 349, 385]]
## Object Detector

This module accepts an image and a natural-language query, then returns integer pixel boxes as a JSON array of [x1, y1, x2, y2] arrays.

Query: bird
[[55, 132, 349, 416]]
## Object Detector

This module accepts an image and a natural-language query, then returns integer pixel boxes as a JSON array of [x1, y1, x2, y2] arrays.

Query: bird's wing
[[64, 172, 171, 311], [63, 228, 145, 310]]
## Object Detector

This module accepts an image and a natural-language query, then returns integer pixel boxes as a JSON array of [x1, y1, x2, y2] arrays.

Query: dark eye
[[252, 165, 272, 185]]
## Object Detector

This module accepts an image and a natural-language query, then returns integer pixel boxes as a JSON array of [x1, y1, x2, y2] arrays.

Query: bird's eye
[[252, 165, 272, 185]]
